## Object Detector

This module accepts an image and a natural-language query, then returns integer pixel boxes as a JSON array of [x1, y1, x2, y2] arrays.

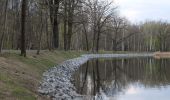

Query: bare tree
[[83, 0, 116, 52]]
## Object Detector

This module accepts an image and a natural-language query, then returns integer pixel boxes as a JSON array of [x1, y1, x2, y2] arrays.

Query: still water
[[73, 57, 170, 100]]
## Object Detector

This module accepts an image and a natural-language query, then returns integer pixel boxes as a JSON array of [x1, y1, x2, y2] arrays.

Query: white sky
[[114, 0, 170, 23]]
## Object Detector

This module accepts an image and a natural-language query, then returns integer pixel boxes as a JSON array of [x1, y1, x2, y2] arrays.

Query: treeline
[[0, 0, 170, 56]]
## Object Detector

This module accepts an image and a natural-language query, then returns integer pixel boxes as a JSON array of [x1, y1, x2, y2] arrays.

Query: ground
[[154, 51, 170, 59], [0, 50, 87, 100]]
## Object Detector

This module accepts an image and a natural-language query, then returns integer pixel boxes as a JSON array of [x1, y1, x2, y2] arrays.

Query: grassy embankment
[[0, 50, 88, 100]]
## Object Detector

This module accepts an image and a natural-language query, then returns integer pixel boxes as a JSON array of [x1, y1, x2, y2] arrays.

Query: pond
[[73, 57, 170, 100]]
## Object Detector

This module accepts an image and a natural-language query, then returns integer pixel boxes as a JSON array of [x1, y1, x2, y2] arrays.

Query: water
[[73, 57, 170, 100]]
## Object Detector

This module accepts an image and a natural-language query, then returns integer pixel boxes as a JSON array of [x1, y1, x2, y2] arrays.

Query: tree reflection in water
[[73, 57, 170, 100]]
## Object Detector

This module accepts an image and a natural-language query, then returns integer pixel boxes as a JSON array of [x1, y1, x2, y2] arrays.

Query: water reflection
[[73, 58, 170, 100]]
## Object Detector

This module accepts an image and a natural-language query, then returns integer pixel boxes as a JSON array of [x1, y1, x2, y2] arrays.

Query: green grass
[[0, 72, 36, 100], [12, 87, 36, 100], [0, 50, 88, 100]]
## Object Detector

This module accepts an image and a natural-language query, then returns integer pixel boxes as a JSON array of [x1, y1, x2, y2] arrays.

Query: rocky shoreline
[[38, 53, 154, 100]]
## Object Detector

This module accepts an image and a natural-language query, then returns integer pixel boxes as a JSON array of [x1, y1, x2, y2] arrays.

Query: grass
[[0, 50, 87, 100]]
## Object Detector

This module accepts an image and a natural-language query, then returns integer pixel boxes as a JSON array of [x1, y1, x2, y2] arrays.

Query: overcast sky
[[114, 0, 170, 23]]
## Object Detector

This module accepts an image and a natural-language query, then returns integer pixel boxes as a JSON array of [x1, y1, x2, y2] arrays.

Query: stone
[[38, 53, 154, 100]]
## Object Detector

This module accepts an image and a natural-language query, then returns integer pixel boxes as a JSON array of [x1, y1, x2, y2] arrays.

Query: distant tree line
[[0, 0, 170, 56]]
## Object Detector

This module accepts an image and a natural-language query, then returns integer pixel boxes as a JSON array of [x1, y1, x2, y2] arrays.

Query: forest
[[0, 0, 170, 56]]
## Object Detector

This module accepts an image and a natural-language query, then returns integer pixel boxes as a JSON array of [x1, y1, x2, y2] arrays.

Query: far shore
[[154, 51, 170, 59]]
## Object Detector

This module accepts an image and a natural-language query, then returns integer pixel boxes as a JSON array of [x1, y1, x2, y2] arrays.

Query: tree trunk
[[45, 12, 51, 51], [53, 0, 59, 49], [63, 0, 67, 51], [49, 0, 60, 49], [83, 24, 89, 51], [96, 29, 101, 52], [20, 0, 27, 57], [37, 12, 44, 55], [67, 6, 74, 50], [112, 39, 117, 51], [92, 28, 96, 52], [0, 0, 8, 53], [67, 22, 73, 50], [53, 12, 59, 48]]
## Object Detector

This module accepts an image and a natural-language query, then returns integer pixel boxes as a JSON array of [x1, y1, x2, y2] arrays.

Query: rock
[[38, 53, 153, 100]]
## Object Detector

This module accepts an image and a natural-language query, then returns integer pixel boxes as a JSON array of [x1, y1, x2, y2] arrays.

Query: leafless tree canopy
[[0, 0, 170, 55]]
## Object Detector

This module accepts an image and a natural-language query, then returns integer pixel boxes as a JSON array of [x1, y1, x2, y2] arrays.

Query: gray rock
[[38, 53, 153, 100]]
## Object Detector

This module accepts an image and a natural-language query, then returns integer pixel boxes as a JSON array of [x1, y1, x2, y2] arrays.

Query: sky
[[114, 0, 170, 23]]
